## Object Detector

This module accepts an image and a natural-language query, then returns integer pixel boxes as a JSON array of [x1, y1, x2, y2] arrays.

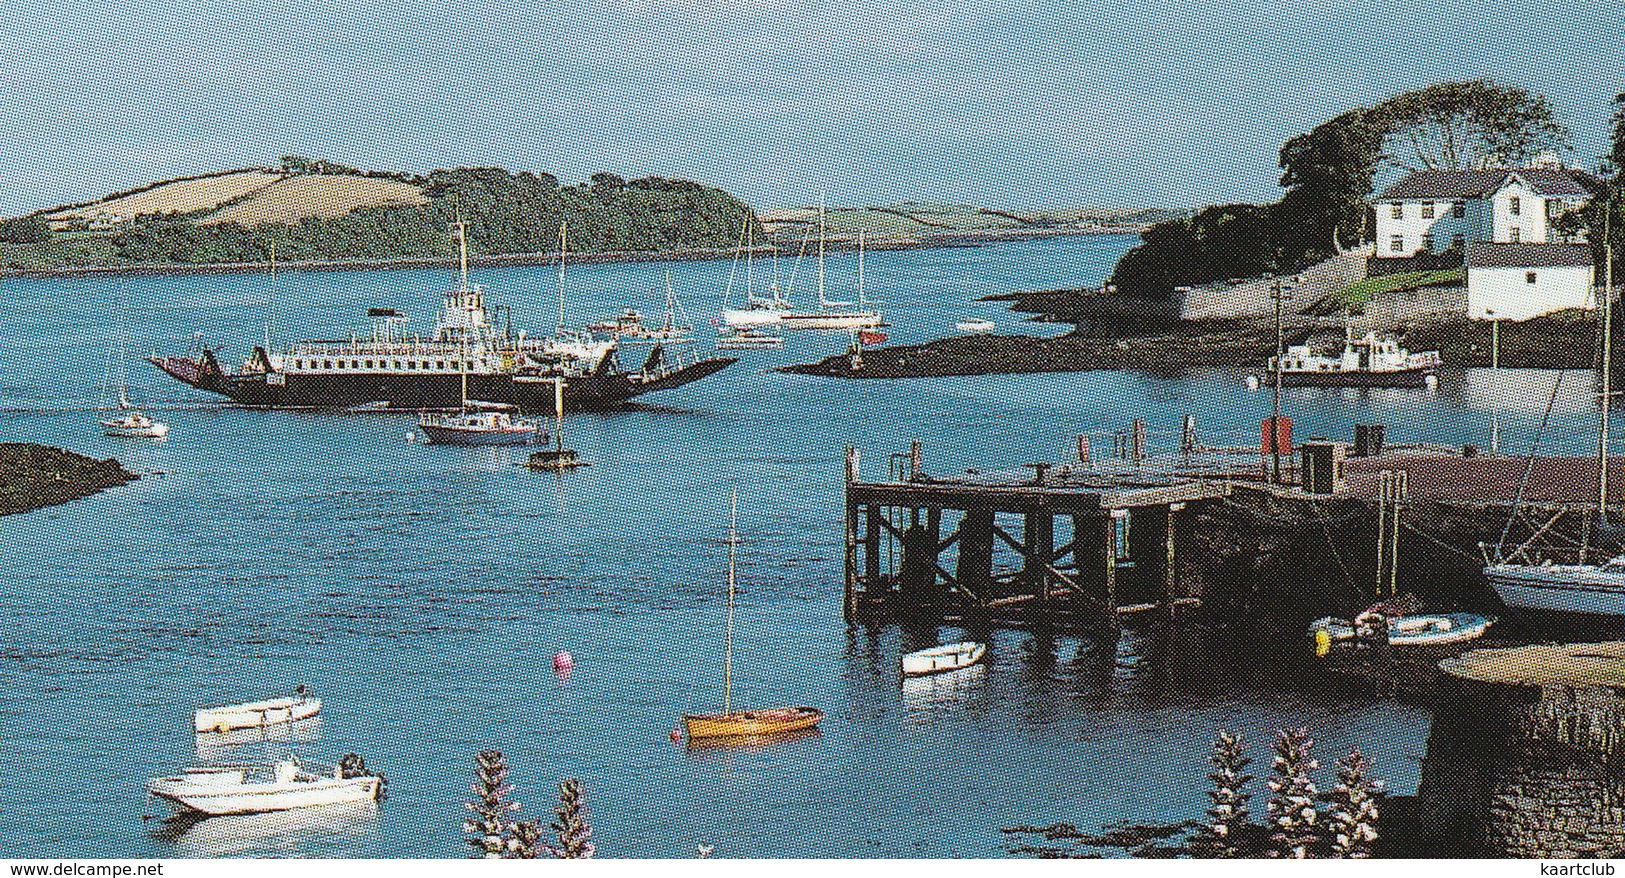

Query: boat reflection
[[683, 726, 822, 757], [194, 717, 322, 761], [900, 662, 987, 716], [150, 800, 379, 858]]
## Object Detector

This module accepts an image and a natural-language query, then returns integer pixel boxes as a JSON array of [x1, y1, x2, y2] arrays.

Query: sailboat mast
[[554, 377, 565, 446], [457, 221, 470, 291], [1604, 202, 1616, 532], [557, 221, 568, 336], [857, 230, 865, 308], [723, 489, 738, 713], [818, 190, 826, 309]]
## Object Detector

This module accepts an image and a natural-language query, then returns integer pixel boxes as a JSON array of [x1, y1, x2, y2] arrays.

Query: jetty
[[842, 443, 1229, 627], [843, 419, 1625, 630]]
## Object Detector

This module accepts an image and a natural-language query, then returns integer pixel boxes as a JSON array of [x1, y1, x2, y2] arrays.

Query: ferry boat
[[148, 224, 736, 412], [1268, 329, 1441, 387]]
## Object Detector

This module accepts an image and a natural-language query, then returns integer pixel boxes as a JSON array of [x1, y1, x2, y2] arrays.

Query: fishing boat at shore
[[1267, 329, 1441, 387], [194, 688, 321, 733], [901, 641, 986, 676], [147, 758, 381, 817], [683, 490, 824, 741], [148, 223, 736, 412]]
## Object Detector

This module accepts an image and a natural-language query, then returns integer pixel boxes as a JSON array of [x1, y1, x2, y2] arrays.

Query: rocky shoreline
[[780, 309, 1603, 379], [0, 443, 137, 516]]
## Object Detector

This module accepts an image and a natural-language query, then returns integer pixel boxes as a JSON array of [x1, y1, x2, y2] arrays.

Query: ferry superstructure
[[149, 224, 736, 412]]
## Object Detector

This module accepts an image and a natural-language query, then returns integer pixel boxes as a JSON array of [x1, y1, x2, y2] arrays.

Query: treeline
[[3, 167, 761, 269], [1111, 80, 1575, 300]]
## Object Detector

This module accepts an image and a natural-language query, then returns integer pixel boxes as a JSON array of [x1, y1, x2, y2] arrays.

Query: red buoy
[[670, 728, 683, 743], [553, 651, 574, 671]]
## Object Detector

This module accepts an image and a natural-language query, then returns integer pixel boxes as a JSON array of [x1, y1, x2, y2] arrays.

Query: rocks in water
[[0, 443, 137, 516]]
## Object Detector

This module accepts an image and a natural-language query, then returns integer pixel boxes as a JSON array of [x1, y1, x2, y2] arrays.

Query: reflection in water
[[900, 663, 987, 720], [194, 717, 323, 762], [151, 801, 379, 858], [684, 727, 823, 759]]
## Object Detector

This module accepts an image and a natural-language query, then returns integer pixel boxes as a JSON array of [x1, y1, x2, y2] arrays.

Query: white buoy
[[1424, 374, 1439, 390], [406, 431, 417, 443], [1245, 375, 1261, 391]]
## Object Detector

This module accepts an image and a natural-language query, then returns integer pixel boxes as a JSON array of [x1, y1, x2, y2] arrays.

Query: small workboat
[[525, 378, 587, 470], [684, 490, 824, 741], [1309, 612, 1495, 649], [102, 408, 170, 438], [195, 688, 321, 734], [147, 758, 381, 817], [954, 319, 995, 334], [901, 641, 987, 676]]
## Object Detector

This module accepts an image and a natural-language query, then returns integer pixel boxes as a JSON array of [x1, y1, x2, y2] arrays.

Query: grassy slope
[[46, 171, 285, 221], [200, 175, 427, 226]]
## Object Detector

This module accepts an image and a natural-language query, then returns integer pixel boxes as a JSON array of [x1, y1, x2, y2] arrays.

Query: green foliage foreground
[[3, 168, 761, 269]]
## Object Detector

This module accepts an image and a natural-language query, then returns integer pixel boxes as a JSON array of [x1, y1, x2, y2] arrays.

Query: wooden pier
[[842, 445, 1229, 627]]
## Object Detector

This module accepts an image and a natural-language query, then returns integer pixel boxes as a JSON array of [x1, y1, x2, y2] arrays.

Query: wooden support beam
[[844, 461, 858, 622], [1024, 512, 1055, 601], [864, 504, 883, 587], [956, 508, 995, 605]]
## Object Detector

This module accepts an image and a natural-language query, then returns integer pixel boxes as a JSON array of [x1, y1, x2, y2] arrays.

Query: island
[[0, 444, 137, 516]]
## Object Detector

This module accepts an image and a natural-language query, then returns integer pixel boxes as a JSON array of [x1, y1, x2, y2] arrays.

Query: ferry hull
[[149, 356, 736, 412], [1272, 367, 1436, 388]]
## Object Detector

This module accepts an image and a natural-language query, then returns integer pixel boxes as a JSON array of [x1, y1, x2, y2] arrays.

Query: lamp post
[[1487, 308, 1500, 456], [1268, 275, 1295, 484]]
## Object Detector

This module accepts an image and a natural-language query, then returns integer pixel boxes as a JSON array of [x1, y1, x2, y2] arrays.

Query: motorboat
[[1308, 612, 1494, 649], [716, 328, 784, 350], [954, 319, 995, 334], [147, 758, 382, 817], [195, 691, 321, 734], [901, 641, 987, 676], [1268, 328, 1441, 387], [1484, 558, 1625, 618]]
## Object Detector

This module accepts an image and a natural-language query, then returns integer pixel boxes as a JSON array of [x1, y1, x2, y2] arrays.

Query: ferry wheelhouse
[[149, 225, 735, 412]]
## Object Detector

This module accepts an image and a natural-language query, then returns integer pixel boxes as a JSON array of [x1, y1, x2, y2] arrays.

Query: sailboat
[[417, 223, 544, 446], [775, 198, 883, 332], [100, 306, 169, 438], [719, 217, 791, 329], [1483, 203, 1624, 619], [683, 491, 823, 740], [588, 270, 694, 344]]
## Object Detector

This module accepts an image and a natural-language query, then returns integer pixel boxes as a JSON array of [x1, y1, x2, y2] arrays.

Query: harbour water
[[0, 234, 1603, 857]]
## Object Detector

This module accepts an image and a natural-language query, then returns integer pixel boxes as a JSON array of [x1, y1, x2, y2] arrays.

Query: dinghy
[[147, 758, 380, 817], [901, 641, 987, 676], [1309, 612, 1494, 648], [194, 690, 321, 734]]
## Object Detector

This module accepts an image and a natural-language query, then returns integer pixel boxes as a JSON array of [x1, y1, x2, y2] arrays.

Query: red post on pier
[[1077, 435, 1091, 468], [1261, 416, 1292, 482]]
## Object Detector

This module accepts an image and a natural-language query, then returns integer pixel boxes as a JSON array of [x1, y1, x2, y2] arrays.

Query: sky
[[0, 0, 1622, 217]]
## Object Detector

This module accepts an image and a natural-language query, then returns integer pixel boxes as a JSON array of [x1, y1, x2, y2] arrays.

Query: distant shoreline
[[2, 227, 1140, 280]]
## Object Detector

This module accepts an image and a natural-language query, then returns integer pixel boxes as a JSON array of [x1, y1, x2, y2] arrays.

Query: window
[[1547, 199, 1563, 219], [1390, 204, 1403, 219], [1421, 234, 1434, 251], [1389, 235, 1404, 253], [1453, 202, 1466, 218], [1509, 196, 1521, 216], [1510, 228, 1521, 243], [1526, 271, 1538, 284], [323, 360, 332, 369], [1421, 202, 1436, 219], [1452, 233, 1465, 250]]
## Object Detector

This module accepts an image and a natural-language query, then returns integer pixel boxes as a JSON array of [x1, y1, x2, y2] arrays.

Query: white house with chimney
[[1371, 158, 1599, 321]]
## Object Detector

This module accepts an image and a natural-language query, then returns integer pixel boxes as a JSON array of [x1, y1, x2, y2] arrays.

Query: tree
[[1273, 108, 1390, 263], [0, 215, 51, 244], [1373, 80, 1568, 171]]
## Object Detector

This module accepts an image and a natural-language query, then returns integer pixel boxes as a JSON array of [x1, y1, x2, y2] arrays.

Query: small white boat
[[195, 693, 321, 734], [417, 407, 543, 445], [101, 409, 169, 438], [716, 328, 785, 350], [954, 319, 995, 334], [901, 641, 987, 676], [1309, 612, 1494, 648], [147, 758, 381, 817]]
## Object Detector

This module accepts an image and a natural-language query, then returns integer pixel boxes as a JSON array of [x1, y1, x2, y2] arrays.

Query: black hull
[[1273, 368, 1435, 388], [148, 357, 736, 412]]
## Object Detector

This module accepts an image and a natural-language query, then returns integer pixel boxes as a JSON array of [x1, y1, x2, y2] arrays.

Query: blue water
[[0, 234, 1593, 857]]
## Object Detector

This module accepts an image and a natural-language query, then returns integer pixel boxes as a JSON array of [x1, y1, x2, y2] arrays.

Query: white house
[[1464, 242, 1595, 321], [1372, 163, 1595, 258]]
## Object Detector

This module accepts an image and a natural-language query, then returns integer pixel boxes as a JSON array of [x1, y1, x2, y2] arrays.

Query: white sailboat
[[1484, 202, 1624, 619], [776, 197, 883, 331], [719, 217, 790, 329], [100, 306, 169, 438]]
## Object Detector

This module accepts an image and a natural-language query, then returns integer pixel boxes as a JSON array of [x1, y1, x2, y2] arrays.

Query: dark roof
[[1465, 242, 1595, 268], [1377, 167, 1597, 200]]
